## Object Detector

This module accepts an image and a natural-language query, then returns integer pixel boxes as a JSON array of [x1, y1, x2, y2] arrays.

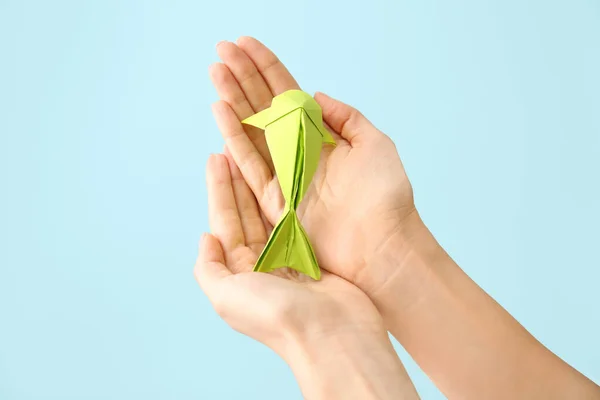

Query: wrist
[[281, 328, 418, 400], [360, 210, 447, 314]]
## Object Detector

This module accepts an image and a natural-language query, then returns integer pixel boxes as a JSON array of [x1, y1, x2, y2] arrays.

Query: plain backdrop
[[1, 0, 599, 399]]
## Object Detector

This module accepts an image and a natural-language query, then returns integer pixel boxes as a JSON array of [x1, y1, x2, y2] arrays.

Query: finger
[[223, 146, 268, 255], [212, 101, 273, 209], [216, 41, 273, 112], [314, 92, 380, 146], [224, 146, 274, 236], [194, 233, 231, 305], [206, 153, 245, 251], [209, 62, 255, 119], [236, 36, 300, 95], [209, 62, 274, 171]]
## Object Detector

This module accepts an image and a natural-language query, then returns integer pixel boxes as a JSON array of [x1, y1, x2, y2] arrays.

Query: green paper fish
[[242, 90, 336, 280]]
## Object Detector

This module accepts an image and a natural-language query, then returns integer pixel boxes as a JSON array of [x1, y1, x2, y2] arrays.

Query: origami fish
[[242, 90, 336, 280]]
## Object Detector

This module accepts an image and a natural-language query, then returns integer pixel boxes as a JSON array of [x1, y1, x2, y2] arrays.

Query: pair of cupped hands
[[194, 37, 600, 400], [195, 36, 422, 384], [196, 36, 417, 344]]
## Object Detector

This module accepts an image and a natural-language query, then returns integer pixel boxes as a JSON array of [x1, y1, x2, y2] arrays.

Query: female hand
[[208, 37, 600, 400], [209, 37, 424, 295], [195, 153, 419, 399]]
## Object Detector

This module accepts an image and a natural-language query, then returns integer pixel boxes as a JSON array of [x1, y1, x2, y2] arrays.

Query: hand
[[209, 37, 424, 294], [207, 37, 600, 400], [195, 153, 419, 399], [195, 153, 387, 356]]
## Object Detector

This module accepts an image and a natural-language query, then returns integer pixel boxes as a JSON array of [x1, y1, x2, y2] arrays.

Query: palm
[[301, 138, 415, 280], [220, 261, 384, 345], [209, 37, 416, 283]]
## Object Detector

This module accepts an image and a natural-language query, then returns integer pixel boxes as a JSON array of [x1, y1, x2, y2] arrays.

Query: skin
[[201, 36, 600, 399], [194, 154, 419, 400]]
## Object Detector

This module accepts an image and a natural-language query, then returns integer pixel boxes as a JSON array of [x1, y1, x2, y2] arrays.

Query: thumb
[[314, 92, 380, 145], [194, 233, 231, 308]]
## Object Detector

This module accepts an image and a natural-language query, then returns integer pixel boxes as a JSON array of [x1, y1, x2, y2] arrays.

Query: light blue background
[[1, 0, 599, 398]]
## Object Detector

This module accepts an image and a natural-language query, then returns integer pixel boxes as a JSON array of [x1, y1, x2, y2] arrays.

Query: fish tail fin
[[254, 208, 321, 280]]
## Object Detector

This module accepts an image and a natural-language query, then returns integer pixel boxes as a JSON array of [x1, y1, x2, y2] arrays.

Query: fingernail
[[236, 36, 250, 45], [200, 232, 210, 246], [208, 153, 224, 165], [216, 40, 227, 48], [207, 153, 216, 165]]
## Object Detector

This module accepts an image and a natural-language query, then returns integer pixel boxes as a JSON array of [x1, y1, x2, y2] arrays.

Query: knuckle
[[238, 68, 257, 85]]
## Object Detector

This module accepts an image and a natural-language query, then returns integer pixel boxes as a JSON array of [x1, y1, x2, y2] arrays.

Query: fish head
[[242, 89, 336, 145], [273, 90, 335, 144], [272, 90, 322, 127]]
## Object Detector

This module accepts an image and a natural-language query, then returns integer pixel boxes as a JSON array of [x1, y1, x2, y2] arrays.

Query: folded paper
[[242, 90, 335, 280]]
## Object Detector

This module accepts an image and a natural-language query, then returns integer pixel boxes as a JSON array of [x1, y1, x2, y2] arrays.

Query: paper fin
[[320, 127, 336, 145], [253, 208, 321, 280], [242, 108, 272, 129]]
